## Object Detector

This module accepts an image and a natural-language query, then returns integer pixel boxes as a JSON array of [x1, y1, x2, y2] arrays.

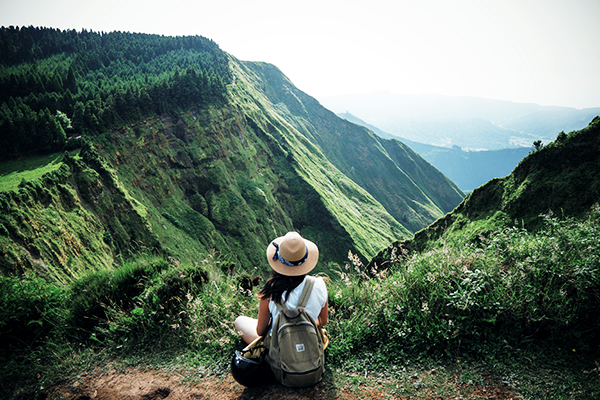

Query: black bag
[[231, 343, 272, 387]]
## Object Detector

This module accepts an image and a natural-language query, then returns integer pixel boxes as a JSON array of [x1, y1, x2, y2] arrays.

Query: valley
[[1, 27, 599, 400]]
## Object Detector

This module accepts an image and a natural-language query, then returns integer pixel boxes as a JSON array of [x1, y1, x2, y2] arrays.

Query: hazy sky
[[2, 0, 599, 109]]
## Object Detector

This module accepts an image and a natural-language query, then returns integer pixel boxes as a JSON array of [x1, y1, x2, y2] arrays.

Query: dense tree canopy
[[0, 26, 232, 158]]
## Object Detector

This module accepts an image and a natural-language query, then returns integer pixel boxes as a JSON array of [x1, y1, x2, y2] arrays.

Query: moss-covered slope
[[0, 147, 159, 282], [228, 58, 415, 258]]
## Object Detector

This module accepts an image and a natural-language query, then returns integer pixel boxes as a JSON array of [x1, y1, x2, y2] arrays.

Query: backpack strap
[[297, 276, 315, 311], [274, 276, 316, 313]]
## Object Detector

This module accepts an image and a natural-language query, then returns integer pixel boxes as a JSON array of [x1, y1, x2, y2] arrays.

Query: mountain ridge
[[237, 61, 464, 231]]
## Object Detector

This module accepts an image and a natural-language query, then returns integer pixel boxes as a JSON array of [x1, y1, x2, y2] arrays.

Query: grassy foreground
[[1, 210, 599, 399]]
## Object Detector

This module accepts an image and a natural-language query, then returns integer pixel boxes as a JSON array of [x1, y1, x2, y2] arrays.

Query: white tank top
[[268, 275, 328, 335]]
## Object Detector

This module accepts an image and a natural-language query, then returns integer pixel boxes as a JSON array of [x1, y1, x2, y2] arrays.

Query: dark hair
[[258, 271, 306, 304]]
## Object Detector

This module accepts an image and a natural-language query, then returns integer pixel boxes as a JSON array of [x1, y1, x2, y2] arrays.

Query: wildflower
[[390, 247, 397, 262], [341, 273, 351, 287], [348, 250, 364, 271]]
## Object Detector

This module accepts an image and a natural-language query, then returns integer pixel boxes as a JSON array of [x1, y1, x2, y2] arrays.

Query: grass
[[0, 151, 69, 192], [1, 208, 599, 399]]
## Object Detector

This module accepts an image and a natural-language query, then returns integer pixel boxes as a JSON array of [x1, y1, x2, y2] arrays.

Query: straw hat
[[266, 232, 319, 276]]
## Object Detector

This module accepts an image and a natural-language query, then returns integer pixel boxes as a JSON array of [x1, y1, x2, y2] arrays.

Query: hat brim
[[266, 236, 319, 276]]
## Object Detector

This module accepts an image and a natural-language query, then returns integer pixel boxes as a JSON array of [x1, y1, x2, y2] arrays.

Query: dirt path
[[50, 367, 520, 400]]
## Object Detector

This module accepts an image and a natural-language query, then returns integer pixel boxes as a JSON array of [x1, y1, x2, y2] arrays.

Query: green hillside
[[0, 27, 464, 281], [371, 115, 600, 264], [235, 62, 464, 232]]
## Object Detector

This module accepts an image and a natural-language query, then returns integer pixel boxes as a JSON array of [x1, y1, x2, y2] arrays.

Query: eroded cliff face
[[0, 94, 371, 281], [0, 147, 159, 282], [90, 102, 353, 274], [91, 67, 406, 271]]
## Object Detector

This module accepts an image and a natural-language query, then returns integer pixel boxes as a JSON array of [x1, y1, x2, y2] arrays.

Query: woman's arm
[[256, 297, 271, 337], [317, 298, 328, 327]]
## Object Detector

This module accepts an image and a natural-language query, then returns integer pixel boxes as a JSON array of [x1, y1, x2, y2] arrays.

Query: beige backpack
[[268, 276, 325, 387]]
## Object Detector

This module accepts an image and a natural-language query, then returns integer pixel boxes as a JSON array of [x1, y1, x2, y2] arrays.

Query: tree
[[72, 101, 86, 133], [1, 27, 232, 157], [65, 65, 77, 93], [56, 110, 73, 132]]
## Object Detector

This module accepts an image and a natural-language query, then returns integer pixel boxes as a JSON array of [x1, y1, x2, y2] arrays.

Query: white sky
[[2, 0, 600, 109]]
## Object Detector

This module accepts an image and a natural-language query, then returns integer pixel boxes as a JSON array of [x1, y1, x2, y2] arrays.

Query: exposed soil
[[50, 368, 521, 400]]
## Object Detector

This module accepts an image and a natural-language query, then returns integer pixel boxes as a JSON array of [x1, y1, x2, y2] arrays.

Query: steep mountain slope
[[0, 96, 387, 280], [236, 61, 464, 233], [370, 116, 600, 266], [0, 87, 400, 279], [339, 112, 531, 191]]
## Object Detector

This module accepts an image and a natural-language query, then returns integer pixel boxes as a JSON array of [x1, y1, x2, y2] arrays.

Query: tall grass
[[325, 207, 600, 363], [65, 252, 259, 355], [1, 208, 599, 398]]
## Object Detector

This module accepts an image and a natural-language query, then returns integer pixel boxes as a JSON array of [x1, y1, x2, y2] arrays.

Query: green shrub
[[149, 264, 209, 316], [0, 274, 67, 350], [69, 258, 169, 330], [65, 255, 224, 351]]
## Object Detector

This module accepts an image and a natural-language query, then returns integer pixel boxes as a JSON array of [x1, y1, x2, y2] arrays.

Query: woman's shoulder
[[309, 275, 328, 292], [309, 274, 326, 284]]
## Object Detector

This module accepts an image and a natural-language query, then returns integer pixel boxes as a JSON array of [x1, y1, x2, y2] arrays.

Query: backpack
[[268, 276, 325, 387]]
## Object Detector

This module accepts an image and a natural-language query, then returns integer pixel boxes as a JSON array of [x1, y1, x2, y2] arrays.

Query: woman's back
[[268, 275, 327, 335]]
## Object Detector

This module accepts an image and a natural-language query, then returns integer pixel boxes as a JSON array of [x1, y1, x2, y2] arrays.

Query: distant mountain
[[499, 108, 600, 136], [321, 92, 600, 151], [338, 112, 531, 191], [370, 116, 600, 266]]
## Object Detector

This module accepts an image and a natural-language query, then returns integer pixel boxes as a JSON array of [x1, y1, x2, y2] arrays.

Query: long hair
[[258, 271, 306, 304]]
